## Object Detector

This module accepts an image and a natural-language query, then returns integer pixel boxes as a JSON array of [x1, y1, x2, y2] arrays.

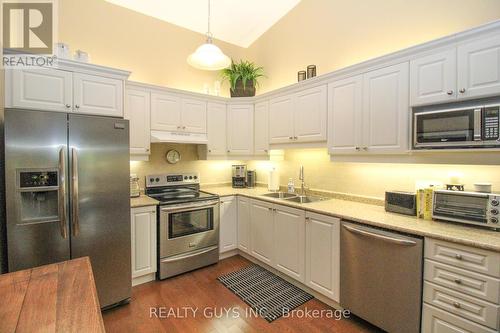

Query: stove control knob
[[149, 178, 154, 183], [491, 217, 498, 224], [491, 209, 499, 215], [155, 178, 160, 182], [491, 199, 499, 207], [194, 176, 198, 180], [184, 176, 188, 180], [189, 176, 193, 179]]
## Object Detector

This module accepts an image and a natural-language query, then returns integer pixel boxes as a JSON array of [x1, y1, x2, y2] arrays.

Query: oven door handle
[[160, 199, 219, 212], [160, 245, 218, 263]]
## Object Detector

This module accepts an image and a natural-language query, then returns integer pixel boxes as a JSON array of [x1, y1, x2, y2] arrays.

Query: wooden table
[[0, 257, 105, 333]]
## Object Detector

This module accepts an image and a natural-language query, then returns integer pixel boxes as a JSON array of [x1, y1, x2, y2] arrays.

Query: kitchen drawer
[[425, 238, 500, 277], [424, 281, 500, 330], [422, 304, 497, 333], [424, 260, 500, 304]]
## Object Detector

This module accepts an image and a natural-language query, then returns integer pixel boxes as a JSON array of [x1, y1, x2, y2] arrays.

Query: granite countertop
[[131, 195, 159, 208], [201, 186, 500, 252]]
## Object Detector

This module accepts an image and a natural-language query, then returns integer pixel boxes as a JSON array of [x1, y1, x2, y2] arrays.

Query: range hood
[[150, 130, 208, 144]]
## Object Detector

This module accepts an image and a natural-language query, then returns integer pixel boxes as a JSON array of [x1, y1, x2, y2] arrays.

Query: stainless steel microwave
[[433, 190, 499, 229], [413, 104, 500, 149]]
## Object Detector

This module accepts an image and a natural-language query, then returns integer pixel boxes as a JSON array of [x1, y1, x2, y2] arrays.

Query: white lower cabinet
[[274, 205, 305, 282], [422, 238, 500, 332], [305, 212, 340, 302], [131, 206, 157, 286], [422, 304, 497, 333], [249, 199, 274, 266], [237, 197, 251, 254], [219, 196, 238, 254]]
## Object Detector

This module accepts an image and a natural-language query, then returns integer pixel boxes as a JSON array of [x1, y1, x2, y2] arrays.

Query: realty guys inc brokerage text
[[150, 306, 351, 320]]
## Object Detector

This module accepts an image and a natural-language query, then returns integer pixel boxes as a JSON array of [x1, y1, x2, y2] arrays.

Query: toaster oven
[[432, 190, 499, 229]]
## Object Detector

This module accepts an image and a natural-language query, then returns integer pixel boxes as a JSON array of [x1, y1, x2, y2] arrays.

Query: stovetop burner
[[144, 172, 218, 205]]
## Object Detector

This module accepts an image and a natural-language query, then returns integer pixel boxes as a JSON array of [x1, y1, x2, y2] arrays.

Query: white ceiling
[[105, 0, 301, 48]]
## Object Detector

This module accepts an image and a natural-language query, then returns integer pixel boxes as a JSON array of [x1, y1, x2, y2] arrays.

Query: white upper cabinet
[[10, 68, 73, 112], [328, 75, 363, 154], [328, 63, 409, 155], [269, 85, 327, 145], [410, 34, 500, 106], [73, 73, 124, 117], [410, 48, 457, 106], [6, 61, 129, 117], [219, 196, 238, 254], [274, 205, 305, 283], [150, 92, 182, 131], [269, 95, 294, 143], [254, 101, 269, 155], [227, 104, 254, 155], [207, 102, 227, 155], [124, 87, 150, 156], [362, 62, 409, 153], [457, 34, 500, 99], [294, 85, 327, 142], [181, 98, 207, 133]]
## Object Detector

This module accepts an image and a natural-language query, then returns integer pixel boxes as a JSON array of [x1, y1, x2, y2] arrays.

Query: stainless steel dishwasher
[[340, 221, 423, 333]]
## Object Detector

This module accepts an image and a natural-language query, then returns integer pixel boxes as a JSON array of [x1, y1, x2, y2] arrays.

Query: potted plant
[[221, 60, 265, 97]]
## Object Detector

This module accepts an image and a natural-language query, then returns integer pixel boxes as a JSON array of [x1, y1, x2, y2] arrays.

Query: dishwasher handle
[[343, 224, 417, 246]]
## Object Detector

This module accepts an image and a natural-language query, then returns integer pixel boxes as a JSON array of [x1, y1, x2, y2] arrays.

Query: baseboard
[[132, 273, 156, 287], [236, 251, 343, 310], [219, 248, 239, 260]]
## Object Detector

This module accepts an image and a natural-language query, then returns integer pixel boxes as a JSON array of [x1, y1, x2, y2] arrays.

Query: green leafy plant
[[220, 60, 265, 92]]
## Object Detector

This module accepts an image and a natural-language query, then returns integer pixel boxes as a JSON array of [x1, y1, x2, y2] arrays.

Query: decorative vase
[[230, 79, 256, 97]]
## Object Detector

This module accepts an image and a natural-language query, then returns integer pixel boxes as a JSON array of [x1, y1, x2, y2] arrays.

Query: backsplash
[[130, 143, 242, 192], [132, 145, 500, 200], [247, 149, 500, 200]]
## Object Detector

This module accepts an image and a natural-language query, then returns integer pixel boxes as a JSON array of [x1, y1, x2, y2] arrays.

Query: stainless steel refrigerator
[[4, 108, 131, 309]]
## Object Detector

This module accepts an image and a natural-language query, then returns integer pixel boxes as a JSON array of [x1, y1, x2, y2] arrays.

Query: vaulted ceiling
[[105, 0, 301, 48]]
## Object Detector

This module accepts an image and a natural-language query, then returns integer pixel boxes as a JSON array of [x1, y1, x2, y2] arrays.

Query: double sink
[[260, 192, 330, 204]]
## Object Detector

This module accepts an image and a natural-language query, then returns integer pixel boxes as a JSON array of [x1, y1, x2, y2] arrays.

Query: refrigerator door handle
[[71, 148, 80, 237], [58, 147, 68, 239]]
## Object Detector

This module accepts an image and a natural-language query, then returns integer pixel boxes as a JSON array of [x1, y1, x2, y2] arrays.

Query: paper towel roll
[[268, 168, 280, 191]]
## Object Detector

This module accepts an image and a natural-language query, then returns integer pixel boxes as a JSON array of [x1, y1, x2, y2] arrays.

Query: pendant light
[[187, 0, 231, 70]]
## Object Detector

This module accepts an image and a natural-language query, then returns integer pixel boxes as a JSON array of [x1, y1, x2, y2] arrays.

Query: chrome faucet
[[299, 165, 308, 195]]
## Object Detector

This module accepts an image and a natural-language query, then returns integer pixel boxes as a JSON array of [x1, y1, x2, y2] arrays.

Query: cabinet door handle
[[362, 147, 368, 151], [355, 147, 360, 151], [453, 302, 461, 309], [182, 126, 186, 130], [455, 254, 463, 260], [289, 136, 293, 140], [75, 105, 80, 109], [294, 136, 298, 140], [459, 88, 466, 94], [268, 207, 273, 211], [454, 278, 462, 284], [227, 150, 230, 153], [208, 149, 212, 153], [447, 90, 454, 95], [65, 104, 71, 109]]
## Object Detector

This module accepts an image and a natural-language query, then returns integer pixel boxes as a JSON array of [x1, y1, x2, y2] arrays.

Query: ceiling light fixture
[[187, 0, 231, 71]]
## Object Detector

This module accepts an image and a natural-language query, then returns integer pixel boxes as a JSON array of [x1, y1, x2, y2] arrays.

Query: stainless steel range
[[145, 173, 219, 279]]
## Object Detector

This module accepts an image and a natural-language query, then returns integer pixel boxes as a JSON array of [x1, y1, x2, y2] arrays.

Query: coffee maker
[[232, 165, 247, 188]]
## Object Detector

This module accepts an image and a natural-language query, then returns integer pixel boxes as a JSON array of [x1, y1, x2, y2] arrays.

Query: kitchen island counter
[[0, 257, 105, 333]]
